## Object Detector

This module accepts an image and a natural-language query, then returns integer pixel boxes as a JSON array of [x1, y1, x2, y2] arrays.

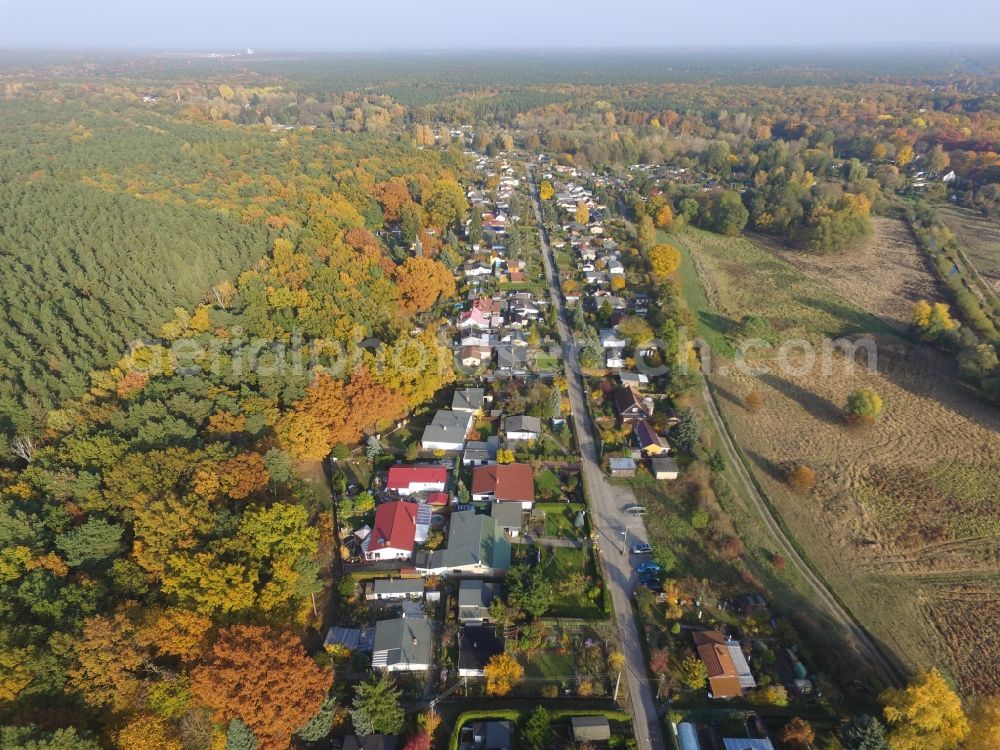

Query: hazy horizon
[[4, 0, 1000, 51]]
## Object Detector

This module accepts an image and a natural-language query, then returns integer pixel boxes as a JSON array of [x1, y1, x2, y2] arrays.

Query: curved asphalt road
[[528, 166, 664, 750]]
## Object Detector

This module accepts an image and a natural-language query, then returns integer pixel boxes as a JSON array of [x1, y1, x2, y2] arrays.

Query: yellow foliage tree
[[275, 411, 330, 461], [539, 181, 554, 201], [0, 644, 34, 702], [654, 203, 674, 229], [964, 696, 1000, 750], [116, 714, 183, 750], [484, 652, 524, 696], [143, 607, 213, 661], [649, 244, 682, 277], [881, 668, 968, 750], [575, 201, 590, 225]]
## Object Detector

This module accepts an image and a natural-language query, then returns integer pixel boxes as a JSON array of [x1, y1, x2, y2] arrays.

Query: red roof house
[[471, 463, 535, 509], [365, 501, 418, 562], [386, 465, 448, 496]]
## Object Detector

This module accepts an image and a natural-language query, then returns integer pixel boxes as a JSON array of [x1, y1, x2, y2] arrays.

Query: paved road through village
[[527, 166, 665, 750]]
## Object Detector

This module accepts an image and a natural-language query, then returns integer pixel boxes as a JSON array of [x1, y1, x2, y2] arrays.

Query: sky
[[3, 0, 1000, 50]]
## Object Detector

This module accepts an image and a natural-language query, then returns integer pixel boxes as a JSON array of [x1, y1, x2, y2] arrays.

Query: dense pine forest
[[0, 180, 270, 410]]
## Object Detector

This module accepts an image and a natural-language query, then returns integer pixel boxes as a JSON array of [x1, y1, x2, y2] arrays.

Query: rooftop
[[371, 578, 424, 596], [491, 502, 524, 530], [386, 465, 448, 490], [471, 463, 535, 503], [458, 625, 505, 672], [452, 387, 487, 412], [371, 617, 432, 669], [368, 502, 418, 553]]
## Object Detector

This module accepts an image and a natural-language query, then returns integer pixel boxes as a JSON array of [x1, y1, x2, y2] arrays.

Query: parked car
[[638, 571, 661, 586], [635, 561, 662, 575], [623, 504, 646, 516], [630, 543, 653, 555]]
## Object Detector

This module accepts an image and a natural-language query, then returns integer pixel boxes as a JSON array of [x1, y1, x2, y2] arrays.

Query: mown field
[[678, 225, 1000, 696], [750, 217, 942, 330], [937, 204, 1000, 294]]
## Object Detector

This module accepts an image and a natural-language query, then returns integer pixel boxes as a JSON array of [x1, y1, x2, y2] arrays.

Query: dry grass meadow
[[675, 226, 1000, 696], [938, 204, 1000, 294]]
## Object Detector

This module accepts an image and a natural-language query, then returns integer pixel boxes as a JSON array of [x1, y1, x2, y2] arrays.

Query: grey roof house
[[452, 387, 489, 413], [490, 502, 524, 537], [420, 409, 474, 452], [416, 511, 511, 576], [469, 721, 513, 750], [501, 415, 541, 441], [371, 617, 432, 672], [463, 436, 499, 467], [458, 580, 499, 623], [496, 344, 528, 374]]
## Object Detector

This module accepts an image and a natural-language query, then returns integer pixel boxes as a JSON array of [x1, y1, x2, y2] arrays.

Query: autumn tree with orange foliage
[[779, 717, 814, 749], [190, 625, 331, 750], [193, 453, 269, 501], [744, 390, 764, 412], [298, 366, 408, 447], [373, 178, 413, 222], [394, 256, 455, 315]]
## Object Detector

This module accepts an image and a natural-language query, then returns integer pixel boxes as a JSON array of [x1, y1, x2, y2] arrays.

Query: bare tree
[[9, 435, 35, 463]]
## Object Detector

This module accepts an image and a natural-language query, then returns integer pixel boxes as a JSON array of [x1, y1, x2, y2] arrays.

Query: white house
[[421, 410, 474, 452], [502, 415, 541, 441], [364, 502, 417, 562], [600, 329, 627, 349], [386, 465, 448, 496]]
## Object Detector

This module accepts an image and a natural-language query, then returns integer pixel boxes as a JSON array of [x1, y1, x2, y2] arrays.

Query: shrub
[[786, 464, 817, 492], [539, 684, 559, 698], [844, 388, 883, 423], [744, 390, 764, 411]]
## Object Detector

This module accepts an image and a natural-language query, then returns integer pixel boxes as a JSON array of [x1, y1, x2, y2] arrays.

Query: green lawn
[[542, 546, 605, 619], [667, 227, 898, 355], [664, 229, 735, 358], [535, 501, 585, 539], [522, 651, 576, 681], [533, 353, 560, 371]]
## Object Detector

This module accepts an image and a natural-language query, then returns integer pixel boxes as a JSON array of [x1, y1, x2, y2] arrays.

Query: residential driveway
[[528, 166, 664, 750]]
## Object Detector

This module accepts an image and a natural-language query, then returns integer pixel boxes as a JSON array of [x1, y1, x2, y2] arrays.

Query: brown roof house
[[634, 419, 669, 456], [471, 463, 535, 510], [692, 630, 756, 699], [614, 386, 651, 423]]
